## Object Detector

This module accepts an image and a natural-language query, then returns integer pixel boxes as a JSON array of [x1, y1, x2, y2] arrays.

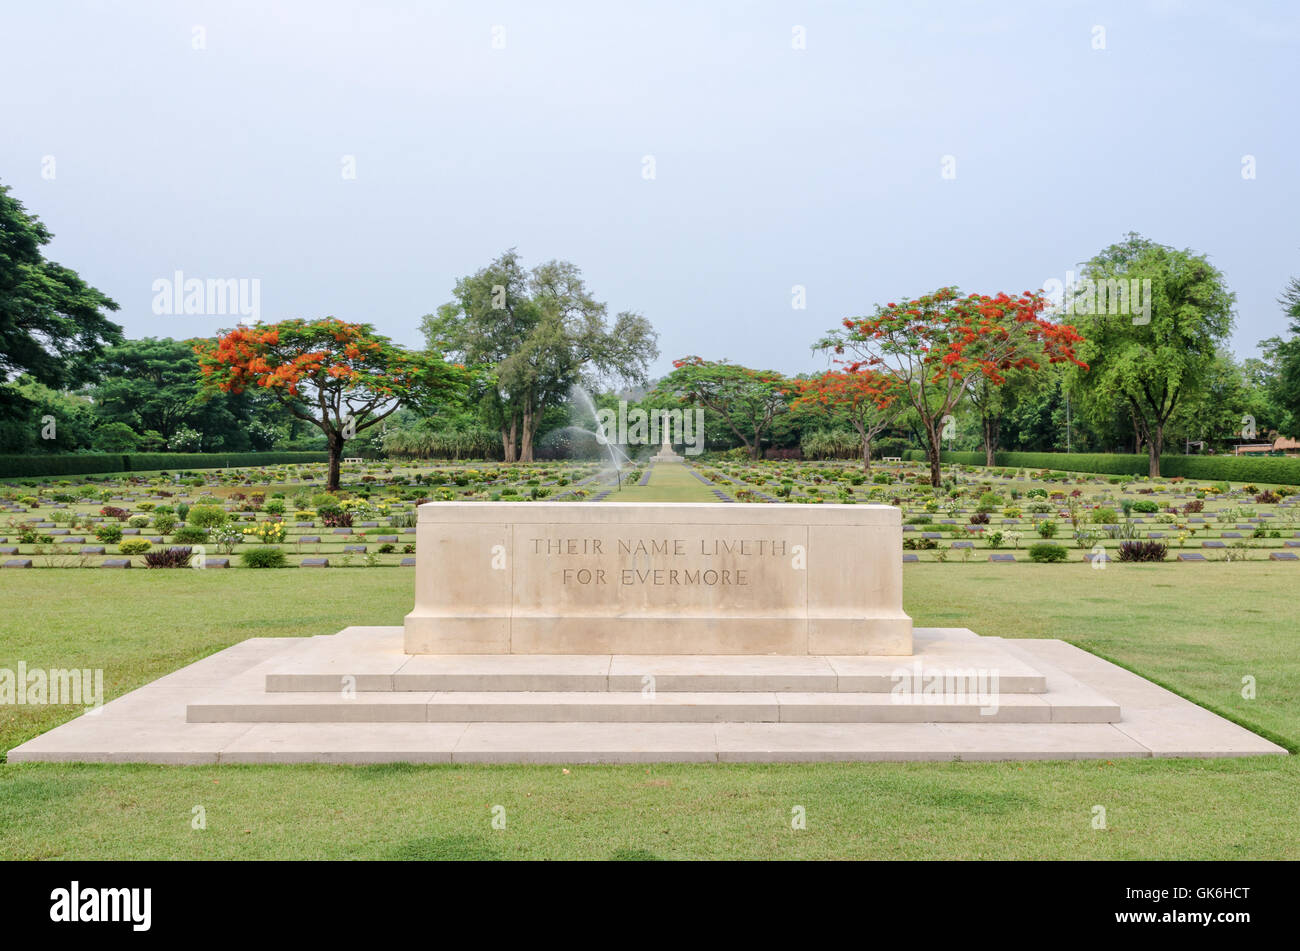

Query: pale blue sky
[[2, 0, 1296, 377]]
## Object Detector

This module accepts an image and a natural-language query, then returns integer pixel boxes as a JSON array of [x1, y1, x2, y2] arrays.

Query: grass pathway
[[598, 463, 718, 502]]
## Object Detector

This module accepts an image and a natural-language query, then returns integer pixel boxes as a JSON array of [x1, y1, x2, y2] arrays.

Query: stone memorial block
[[5, 559, 33, 568], [406, 502, 912, 656]]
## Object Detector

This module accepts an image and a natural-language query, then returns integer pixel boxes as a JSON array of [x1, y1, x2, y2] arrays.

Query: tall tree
[[196, 318, 465, 490], [657, 357, 790, 459], [92, 337, 204, 441], [0, 182, 121, 428], [1071, 235, 1235, 476], [819, 287, 1086, 487], [423, 251, 658, 462], [1270, 274, 1300, 435]]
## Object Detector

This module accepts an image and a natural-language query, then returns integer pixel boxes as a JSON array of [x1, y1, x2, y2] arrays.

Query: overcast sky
[[3, 0, 1297, 378]]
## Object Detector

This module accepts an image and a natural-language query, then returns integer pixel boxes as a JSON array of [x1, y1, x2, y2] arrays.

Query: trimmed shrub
[[0, 451, 327, 479], [1027, 542, 1068, 563], [94, 524, 124, 544], [901, 450, 1300, 485], [172, 526, 208, 544], [186, 504, 228, 529], [241, 547, 287, 568], [118, 539, 152, 555]]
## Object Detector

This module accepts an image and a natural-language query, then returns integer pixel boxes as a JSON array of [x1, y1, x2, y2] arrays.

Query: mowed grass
[[0, 564, 1296, 860], [606, 463, 717, 501]]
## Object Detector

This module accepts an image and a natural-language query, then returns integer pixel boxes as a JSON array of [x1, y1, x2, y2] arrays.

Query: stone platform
[[8, 627, 1286, 764]]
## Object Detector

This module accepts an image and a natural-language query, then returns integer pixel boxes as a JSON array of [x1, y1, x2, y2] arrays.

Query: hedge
[[900, 450, 1300, 485], [0, 451, 329, 479]]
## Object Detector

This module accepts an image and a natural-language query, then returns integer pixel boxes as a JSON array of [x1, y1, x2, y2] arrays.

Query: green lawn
[[602, 463, 717, 501], [1, 563, 1295, 860]]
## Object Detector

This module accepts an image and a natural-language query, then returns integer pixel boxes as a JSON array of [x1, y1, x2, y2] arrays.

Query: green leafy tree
[[656, 357, 791, 459], [92, 337, 204, 441], [0, 182, 122, 428], [0, 377, 98, 452], [422, 250, 658, 463], [1071, 234, 1236, 475], [92, 420, 140, 452], [1270, 275, 1300, 435]]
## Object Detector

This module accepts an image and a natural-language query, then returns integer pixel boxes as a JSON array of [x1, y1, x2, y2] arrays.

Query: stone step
[[261, 627, 1050, 694], [187, 685, 1116, 724]]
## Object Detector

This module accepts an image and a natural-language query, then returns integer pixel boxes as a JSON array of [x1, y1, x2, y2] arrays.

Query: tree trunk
[[861, 436, 872, 473], [926, 421, 942, 488], [519, 402, 535, 463], [1148, 423, 1162, 478], [501, 416, 517, 464], [326, 433, 344, 492], [982, 414, 998, 467]]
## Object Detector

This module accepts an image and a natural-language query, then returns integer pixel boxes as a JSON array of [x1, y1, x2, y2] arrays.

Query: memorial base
[[8, 626, 1286, 764]]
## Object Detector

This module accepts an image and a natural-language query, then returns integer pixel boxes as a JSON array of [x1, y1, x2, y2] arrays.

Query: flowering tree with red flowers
[[195, 318, 464, 490], [792, 370, 903, 471], [817, 288, 1087, 487]]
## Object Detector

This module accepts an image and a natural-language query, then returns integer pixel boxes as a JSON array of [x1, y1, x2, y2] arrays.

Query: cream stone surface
[[8, 627, 1287, 763], [404, 501, 912, 655]]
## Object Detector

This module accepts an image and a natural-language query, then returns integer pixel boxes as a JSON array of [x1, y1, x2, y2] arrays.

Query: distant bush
[[186, 504, 227, 529], [1027, 542, 1068, 563], [240, 547, 287, 569], [1130, 500, 1159, 513], [172, 526, 208, 544], [94, 524, 123, 544]]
